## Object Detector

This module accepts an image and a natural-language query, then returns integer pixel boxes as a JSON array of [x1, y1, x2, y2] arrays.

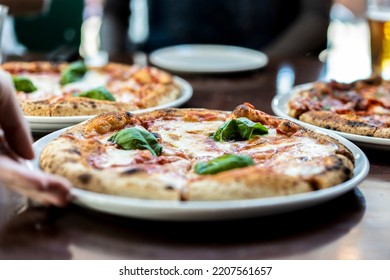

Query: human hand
[[0, 155, 72, 207], [0, 70, 72, 207], [0, 70, 34, 160]]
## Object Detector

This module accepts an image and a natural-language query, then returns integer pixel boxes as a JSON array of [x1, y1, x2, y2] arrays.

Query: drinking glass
[[367, 0, 390, 78]]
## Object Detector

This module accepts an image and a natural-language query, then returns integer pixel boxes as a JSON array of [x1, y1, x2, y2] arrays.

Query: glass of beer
[[367, 0, 390, 78]]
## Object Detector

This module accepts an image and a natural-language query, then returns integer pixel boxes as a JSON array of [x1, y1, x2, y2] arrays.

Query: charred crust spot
[[299, 156, 309, 162], [88, 101, 97, 109], [73, 104, 78, 109], [162, 108, 177, 114], [121, 168, 142, 175], [324, 125, 331, 129], [282, 121, 292, 128], [346, 120, 372, 128], [180, 188, 189, 201], [78, 173, 92, 184], [309, 179, 320, 191], [325, 157, 343, 171], [231, 104, 250, 118], [359, 75, 382, 86], [165, 185, 174, 191], [336, 150, 355, 163], [66, 148, 81, 155], [343, 167, 352, 176]]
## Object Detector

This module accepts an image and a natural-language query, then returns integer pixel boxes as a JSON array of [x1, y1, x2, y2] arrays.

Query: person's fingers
[[24, 172, 73, 207], [0, 71, 34, 160], [0, 156, 72, 207], [40, 173, 73, 207], [27, 189, 70, 207]]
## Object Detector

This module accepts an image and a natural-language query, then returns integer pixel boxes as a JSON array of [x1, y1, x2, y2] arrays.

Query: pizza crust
[[299, 111, 377, 136], [19, 100, 51, 116], [49, 97, 140, 116], [373, 127, 390, 138], [187, 155, 352, 200], [40, 137, 182, 200]]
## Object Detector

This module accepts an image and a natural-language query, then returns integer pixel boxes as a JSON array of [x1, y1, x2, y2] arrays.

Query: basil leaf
[[108, 127, 162, 156], [76, 86, 116, 101], [235, 117, 268, 139], [194, 154, 255, 175], [212, 117, 268, 141], [60, 61, 88, 85], [12, 76, 37, 93], [212, 119, 240, 142]]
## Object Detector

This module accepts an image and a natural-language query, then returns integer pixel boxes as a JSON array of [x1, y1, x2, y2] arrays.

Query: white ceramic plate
[[26, 77, 193, 133], [149, 44, 268, 73], [272, 83, 390, 150], [31, 127, 369, 221]]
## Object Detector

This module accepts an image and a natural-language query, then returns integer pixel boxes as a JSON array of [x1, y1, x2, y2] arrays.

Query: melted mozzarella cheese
[[153, 119, 339, 177], [62, 71, 109, 93], [17, 73, 62, 100], [154, 118, 337, 159], [281, 165, 325, 177], [372, 105, 390, 115], [92, 118, 339, 179], [114, 91, 138, 103], [97, 146, 140, 169], [268, 138, 338, 176], [104, 79, 141, 103], [94, 130, 190, 189], [152, 119, 226, 159], [17, 71, 109, 100]]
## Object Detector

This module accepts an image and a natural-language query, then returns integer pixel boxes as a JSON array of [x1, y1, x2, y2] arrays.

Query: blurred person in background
[[101, 0, 332, 57], [12, 0, 83, 52], [2, 0, 105, 62], [0, 0, 50, 15], [0, 0, 52, 55]]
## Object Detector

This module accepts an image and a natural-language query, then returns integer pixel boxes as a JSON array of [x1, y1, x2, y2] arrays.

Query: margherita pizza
[[2, 61, 180, 116], [39, 103, 354, 201], [288, 76, 390, 138]]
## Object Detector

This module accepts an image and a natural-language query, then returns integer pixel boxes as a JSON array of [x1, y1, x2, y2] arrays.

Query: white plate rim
[[272, 83, 390, 148], [30, 125, 369, 221], [149, 44, 269, 73], [25, 76, 192, 129]]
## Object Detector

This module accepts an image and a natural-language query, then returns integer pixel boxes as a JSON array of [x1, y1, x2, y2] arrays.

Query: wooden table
[[0, 56, 389, 260]]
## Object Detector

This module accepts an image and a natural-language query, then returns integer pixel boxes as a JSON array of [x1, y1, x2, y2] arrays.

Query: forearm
[[262, 0, 330, 57], [263, 13, 329, 57]]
